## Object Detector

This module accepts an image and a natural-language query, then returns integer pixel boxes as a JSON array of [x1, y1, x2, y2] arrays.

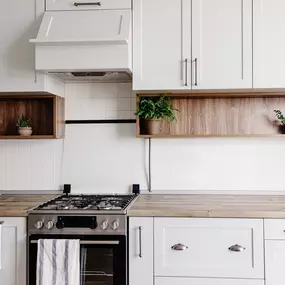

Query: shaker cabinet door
[[192, 0, 253, 90], [133, 0, 191, 91], [265, 240, 285, 285], [154, 218, 264, 279], [129, 217, 153, 285], [253, 0, 285, 88], [0, 0, 46, 92], [0, 218, 26, 285]]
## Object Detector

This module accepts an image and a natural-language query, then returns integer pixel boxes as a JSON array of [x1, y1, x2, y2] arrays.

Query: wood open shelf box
[[136, 92, 285, 138], [0, 93, 64, 139]]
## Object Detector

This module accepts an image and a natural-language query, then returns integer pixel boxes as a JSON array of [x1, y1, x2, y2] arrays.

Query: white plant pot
[[18, 127, 33, 136]]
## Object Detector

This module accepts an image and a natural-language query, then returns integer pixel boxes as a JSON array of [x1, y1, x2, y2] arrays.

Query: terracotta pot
[[143, 119, 163, 135], [18, 127, 32, 136]]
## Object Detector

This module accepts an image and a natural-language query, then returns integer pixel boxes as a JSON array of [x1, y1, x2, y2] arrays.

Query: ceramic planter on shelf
[[18, 127, 33, 136], [142, 119, 163, 135]]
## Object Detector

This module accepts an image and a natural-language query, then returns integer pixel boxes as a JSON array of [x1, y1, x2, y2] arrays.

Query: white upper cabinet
[[0, 0, 45, 92], [0, 218, 26, 285], [253, 0, 285, 88], [192, 0, 253, 90], [133, 0, 253, 91], [46, 0, 131, 11], [133, 0, 191, 91], [0, 0, 64, 93]]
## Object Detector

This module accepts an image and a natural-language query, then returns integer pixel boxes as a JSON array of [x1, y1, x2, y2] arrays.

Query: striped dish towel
[[37, 239, 80, 285]]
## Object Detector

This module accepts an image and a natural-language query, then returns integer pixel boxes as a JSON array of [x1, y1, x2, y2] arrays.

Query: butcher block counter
[[128, 194, 285, 218], [0, 194, 58, 217]]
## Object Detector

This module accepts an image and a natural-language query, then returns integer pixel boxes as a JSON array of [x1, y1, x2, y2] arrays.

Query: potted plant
[[135, 96, 178, 135], [16, 115, 32, 136]]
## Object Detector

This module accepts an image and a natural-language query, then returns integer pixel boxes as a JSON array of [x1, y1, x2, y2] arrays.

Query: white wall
[[0, 139, 63, 191], [1, 82, 285, 193]]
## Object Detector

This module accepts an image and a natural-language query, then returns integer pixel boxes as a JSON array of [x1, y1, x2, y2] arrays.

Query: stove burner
[[36, 194, 136, 211]]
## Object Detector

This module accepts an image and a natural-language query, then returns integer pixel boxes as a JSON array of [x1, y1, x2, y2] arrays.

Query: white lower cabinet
[[0, 217, 26, 285], [154, 218, 264, 279], [155, 277, 264, 285], [264, 219, 285, 285], [129, 217, 153, 285], [265, 240, 285, 285], [129, 217, 266, 285]]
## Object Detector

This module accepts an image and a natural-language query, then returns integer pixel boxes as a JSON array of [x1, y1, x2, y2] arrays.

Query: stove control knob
[[112, 221, 119, 230], [100, 221, 109, 230], [56, 219, 64, 229], [34, 221, 44, 229], [46, 221, 54, 230]]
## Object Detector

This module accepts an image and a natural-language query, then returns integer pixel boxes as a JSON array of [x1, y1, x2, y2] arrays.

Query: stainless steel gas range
[[28, 194, 137, 285]]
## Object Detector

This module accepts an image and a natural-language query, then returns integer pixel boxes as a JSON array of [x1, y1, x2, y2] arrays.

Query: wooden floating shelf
[[137, 90, 285, 98], [0, 93, 65, 139], [0, 135, 56, 139], [136, 94, 285, 137], [137, 134, 285, 138]]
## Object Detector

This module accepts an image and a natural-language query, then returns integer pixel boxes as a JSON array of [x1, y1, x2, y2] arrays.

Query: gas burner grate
[[36, 194, 136, 211]]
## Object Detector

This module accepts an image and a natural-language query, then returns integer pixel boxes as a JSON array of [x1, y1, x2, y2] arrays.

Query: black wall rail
[[65, 119, 136, 124]]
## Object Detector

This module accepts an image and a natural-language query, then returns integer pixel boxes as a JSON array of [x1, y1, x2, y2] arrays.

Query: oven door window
[[28, 235, 126, 285], [81, 246, 114, 285]]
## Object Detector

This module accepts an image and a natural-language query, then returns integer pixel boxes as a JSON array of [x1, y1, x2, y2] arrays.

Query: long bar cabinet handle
[[74, 2, 101, 6], [138, 226, 142, 258], [194, 58, 198, 86], [185, 58, 188, 86], [30, 240, 119, 245]]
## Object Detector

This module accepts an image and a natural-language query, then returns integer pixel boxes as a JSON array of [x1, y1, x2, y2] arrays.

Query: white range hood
[[30, 8, 132, 82]]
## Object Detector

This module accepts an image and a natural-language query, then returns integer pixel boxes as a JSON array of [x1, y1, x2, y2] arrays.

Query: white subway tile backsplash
[[118, 98, 131, 111], [66, 83, 134, 120], [130, 97, 137, 111], [118, 83, 132, 98], [119, 111, 131, 119], [63, 124, 147, 194]]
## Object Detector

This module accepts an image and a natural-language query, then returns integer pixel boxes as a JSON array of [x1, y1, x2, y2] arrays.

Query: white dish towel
[[37, 239, 80, 285]]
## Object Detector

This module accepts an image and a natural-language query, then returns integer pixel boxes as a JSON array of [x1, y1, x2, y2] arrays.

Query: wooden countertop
[[0, 194, 58, 217], [127, 194, 285, 218]]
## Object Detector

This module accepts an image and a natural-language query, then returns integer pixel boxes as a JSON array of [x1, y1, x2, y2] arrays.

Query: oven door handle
[[30, 240, 119, 245]]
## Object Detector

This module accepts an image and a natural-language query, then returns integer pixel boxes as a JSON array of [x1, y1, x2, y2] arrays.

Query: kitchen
[[1, 0, 285, 285]]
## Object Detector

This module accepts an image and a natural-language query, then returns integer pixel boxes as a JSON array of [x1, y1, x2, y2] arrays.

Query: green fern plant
[[135, 96, 178, 122], [274, 110, 285, 125]]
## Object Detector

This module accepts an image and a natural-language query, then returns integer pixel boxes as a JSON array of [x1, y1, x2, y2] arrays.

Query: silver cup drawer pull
[[171, 243, 188, 251], [228, 244, 246, 252]]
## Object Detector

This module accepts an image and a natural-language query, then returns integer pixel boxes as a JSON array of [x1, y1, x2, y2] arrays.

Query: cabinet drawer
[[46, 0, 131, 11], [154, 218, 264, 279], [155, 277, 264, 285], [264, 219, 285, 240]]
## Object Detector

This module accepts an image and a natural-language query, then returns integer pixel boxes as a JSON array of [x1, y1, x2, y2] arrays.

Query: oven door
[[28, 235, 126, 285]]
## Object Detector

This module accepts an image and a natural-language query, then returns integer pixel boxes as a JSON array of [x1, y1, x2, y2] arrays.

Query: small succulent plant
[[16, 115, 32, 128]]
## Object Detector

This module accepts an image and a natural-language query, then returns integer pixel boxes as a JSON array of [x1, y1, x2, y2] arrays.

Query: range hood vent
[[30, 8, 132, 82], [49, 71, 131, 83]]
